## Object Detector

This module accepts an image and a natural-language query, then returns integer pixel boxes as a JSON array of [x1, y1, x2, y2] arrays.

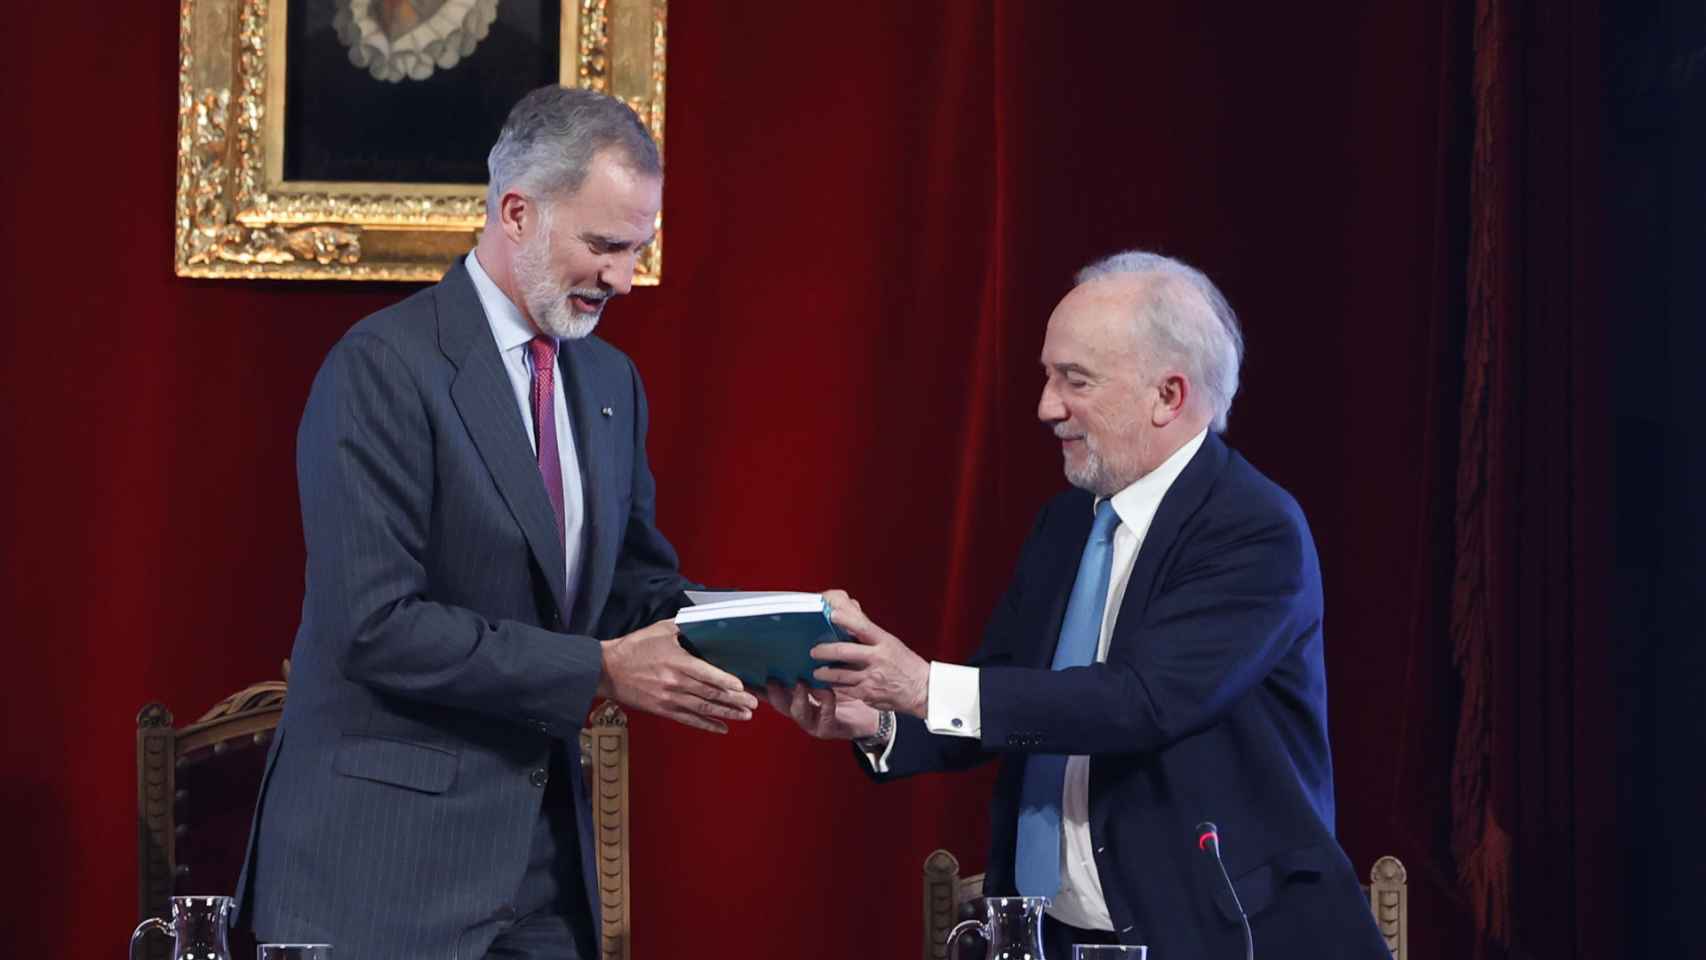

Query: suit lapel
[[557, 338, 617, 634], [437, 263, 572, 623], [1108, 432, 1229, 648]]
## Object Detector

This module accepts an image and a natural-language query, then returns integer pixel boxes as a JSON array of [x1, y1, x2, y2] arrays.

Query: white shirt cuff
[[926, 661, 981, 738], [857, 721, 898, 774]]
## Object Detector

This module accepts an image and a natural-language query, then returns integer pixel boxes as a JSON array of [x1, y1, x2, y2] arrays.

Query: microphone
[[1196, 821, 1254, 960]]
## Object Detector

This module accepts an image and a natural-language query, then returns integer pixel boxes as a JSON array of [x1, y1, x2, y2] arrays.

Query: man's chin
[[561, 313, 601, 339], [538, 306, 601, 340], [1063, 462, 1097, 493], [1063, 457, 1121, 496]]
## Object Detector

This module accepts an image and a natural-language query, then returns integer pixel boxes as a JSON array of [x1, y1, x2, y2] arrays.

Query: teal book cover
[[676, 607, 847, 689]]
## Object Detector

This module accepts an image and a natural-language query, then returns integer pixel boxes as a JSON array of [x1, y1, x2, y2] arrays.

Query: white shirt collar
[[465, 250, 543, 352], [1101, 429, 1210, 542]]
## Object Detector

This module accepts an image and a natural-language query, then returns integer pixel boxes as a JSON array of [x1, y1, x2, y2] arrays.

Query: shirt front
[[922, 429, 1209, 930], [465, 251, 587, 609]]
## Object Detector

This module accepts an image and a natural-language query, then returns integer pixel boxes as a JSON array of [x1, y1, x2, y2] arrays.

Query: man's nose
[[600, 251, 640, 296], [1038, 382, 1065, 422]]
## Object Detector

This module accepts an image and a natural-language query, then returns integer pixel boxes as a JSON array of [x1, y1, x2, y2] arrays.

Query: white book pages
[[675, 591, 827, 623], [684, 590, 799, 606]]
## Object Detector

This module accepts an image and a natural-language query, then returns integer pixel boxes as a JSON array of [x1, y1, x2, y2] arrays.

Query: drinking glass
[[257, 945, 333, 960], [1072, 946, 1147, 960]]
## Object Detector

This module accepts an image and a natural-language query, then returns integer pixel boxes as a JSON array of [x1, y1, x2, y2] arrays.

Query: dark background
[[285, 0, 560, 182], [0, 1, 1695, 957], [1605, 1, 1706, 958]]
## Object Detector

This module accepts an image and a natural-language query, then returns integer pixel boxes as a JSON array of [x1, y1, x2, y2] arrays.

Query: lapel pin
[[600, 406, 614, 417]]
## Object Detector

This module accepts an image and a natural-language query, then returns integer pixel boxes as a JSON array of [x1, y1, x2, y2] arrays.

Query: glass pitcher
[[946, 895, 1051, 960], [130, 895, 234, 960]]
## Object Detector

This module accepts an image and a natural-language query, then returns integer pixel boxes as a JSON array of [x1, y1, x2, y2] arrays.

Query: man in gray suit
[[236, 86, 757, 960]]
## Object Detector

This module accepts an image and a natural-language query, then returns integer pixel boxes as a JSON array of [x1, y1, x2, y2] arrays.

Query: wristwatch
[[855, 709, 895, 750]]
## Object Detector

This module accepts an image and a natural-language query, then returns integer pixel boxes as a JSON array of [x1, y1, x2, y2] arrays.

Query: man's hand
[[763, 681, 882, 740], [809, 589, 930, 718], [597, 620, 757, 734]]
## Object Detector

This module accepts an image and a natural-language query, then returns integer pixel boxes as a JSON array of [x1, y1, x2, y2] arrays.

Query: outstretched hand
[[598, 620, 757, 734], [763, 680, 882, 740], [808, 589, 930, 719]]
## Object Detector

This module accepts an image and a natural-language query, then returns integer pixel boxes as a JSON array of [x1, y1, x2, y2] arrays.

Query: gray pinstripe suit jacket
[[235, 262, 691, 959]]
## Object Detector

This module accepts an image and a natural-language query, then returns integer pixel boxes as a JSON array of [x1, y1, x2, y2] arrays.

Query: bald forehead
[[1055, 271, 1214, 340], [1066, 273, 1147, 312], [1047, 275, 1149, 353]]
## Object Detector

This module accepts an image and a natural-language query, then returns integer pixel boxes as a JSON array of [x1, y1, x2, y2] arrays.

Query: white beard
[[1059, 425, 1145, 496], [515, 230, 604, 340], [1064, 447, 1109, 494]]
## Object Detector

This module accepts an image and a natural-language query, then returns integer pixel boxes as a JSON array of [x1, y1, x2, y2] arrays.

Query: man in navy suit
[[769, 252, 1390, 959], [237, 86, 758, 960]]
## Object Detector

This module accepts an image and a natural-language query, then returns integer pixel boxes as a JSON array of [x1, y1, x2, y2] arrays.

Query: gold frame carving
[[174, 0, 667, 282]]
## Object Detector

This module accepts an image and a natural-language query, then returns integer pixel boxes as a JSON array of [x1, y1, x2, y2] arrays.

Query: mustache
[[569, 288, 610, 305]]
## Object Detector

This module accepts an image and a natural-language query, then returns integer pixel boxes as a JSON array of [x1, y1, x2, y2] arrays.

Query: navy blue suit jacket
[[877, 433, 1389, 959], [236, 263, 691, 959]]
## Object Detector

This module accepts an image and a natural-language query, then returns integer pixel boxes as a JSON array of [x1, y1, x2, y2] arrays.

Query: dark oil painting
[[285, 0, 562, 184]]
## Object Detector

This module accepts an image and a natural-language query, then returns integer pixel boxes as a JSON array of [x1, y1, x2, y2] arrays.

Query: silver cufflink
[[600, 406, 613, 417]]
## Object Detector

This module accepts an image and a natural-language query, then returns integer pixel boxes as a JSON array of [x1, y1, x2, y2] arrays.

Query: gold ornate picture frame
[[175, 0, 666, 282]]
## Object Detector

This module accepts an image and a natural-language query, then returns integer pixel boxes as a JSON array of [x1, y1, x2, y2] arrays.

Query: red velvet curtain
[[0, 2, 1612, 957], [1449, 0, 1614, 956]]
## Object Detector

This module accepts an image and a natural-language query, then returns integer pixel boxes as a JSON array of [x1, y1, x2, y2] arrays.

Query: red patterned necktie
[[527, 336, 566, 545]]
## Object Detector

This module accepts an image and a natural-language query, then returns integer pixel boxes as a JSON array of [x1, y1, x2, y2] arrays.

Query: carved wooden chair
[[1363, 855, 1408, 959], [922, 849, 1408, 960], [137, 675, 633, 960], [136, 672, 288, 960], [580, 701, 633, 960]]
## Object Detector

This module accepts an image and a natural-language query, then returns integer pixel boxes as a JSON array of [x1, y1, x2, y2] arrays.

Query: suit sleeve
[[865, 501, 1060, 781], [977, 500, 1318, 757], [594, 354, 696, 638], [301, 332, 601, 731]]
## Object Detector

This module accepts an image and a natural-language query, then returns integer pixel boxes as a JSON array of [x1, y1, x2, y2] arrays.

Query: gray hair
[[486, 86, 661, 215], [1074, 250, 1245, 433]]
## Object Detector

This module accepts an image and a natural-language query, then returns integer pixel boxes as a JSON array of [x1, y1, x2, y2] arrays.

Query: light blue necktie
[[1014, 499, 1121, 897]]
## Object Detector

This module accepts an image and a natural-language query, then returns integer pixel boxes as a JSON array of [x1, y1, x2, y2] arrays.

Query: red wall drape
[[1, 2, 1607, 957], [1449, 0, 1615, 956]]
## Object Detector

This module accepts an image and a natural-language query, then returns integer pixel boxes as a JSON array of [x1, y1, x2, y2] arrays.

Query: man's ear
[[1152, 372, 1190, 427], [496, 190, 533, 243]]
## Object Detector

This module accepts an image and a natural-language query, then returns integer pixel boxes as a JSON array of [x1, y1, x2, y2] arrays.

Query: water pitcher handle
[[129, 917, 168, 960], [945, 919, 987, 959]]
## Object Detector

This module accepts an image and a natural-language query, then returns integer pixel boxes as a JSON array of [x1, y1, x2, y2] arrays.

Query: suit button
[[531, 720, 550, 734], [530, 768, 549, 788]]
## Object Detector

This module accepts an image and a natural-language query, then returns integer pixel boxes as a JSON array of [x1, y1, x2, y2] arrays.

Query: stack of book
[[674, 591, 846, 688]]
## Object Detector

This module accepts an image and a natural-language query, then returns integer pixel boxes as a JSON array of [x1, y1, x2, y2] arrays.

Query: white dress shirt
[[465, 251, 587, 605], [875, 429, 1208, 930]]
